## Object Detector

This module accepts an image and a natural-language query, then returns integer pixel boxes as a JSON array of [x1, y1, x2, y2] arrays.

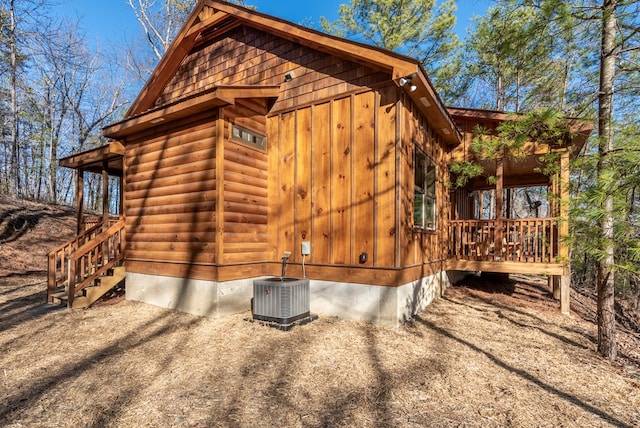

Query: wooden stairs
[[50, 266, 126, 309], [47, 219, 126, 309]]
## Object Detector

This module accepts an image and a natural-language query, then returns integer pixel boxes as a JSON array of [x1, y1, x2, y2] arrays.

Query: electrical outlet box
[[301, 241, 311, 256]]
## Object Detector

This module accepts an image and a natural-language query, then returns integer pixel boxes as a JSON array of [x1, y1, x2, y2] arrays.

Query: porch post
[[495, 154, 504, 257], [76, 170, 84, 234], [102, 162, 109, 225], [119, 175, 124, 217], [551, 275, 560, 299], [559, 150, 571, 314]]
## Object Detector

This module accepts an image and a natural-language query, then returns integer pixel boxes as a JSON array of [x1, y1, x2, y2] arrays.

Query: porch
[[47, 142, 125, 308], [442, 107, 593, 314]]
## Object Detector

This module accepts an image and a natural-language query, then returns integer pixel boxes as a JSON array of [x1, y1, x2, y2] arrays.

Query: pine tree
[[320, 0, 460, 100], [501, 0, 640, 362]]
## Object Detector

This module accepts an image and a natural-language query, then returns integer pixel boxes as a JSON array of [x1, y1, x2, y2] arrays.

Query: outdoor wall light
[[284, 71, 294, 82], [398, 73, 418, 92]]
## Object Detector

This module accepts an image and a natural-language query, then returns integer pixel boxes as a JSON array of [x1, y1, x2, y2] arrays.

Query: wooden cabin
[[47, 1, 591, 324]]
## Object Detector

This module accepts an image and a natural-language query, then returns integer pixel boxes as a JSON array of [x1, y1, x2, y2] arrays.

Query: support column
[[551, 275, 560, 300], [559, 150, 571, 315], [561, 271, 571, 315], [102, 162, 109, 225], [119, 175, 124, 217], [76, 170, 84, 234], [495, 154, 504, 257]]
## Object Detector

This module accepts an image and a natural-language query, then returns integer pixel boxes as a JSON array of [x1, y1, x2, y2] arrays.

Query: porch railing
[[82, 215, 120, 232], [448, 218, 559, 263]]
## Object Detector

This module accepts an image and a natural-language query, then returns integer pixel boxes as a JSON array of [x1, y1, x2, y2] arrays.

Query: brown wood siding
[[399, 93, 451, 267], [331, 96, 352, 264], [224, 98, 268, 135], [376, 86, 398, 267], [353, 92, 376, 266], [278, 111, 297, 257], [124, 113, 218, 268], [156, 25, 389, 113], [222, 139, 269, 263], [309, 102, 332, 263], [268, 85, 399, 269], [295, 106, 313, 257]]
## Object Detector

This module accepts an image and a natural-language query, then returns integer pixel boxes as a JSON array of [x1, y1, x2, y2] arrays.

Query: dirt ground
[[1, 195, 639, 427]]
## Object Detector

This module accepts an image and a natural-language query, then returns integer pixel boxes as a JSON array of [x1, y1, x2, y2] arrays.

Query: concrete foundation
[[126, 272, 253, 318], [126, 270, 451, 326], [311, 271, 450, 327]]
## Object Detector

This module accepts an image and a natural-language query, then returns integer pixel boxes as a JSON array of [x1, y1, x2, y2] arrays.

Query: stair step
[[50, 291, 67, 303], [49, 293, 90, 308], [49, 266, 126, 309], [83, 266, 126, 304]]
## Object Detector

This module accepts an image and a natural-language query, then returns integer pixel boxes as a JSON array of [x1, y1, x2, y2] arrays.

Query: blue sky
[[54, 0, 490, 46]]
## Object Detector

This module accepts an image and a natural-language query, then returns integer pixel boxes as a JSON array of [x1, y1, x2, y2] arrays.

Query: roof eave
[[105, 85, 281, 139]]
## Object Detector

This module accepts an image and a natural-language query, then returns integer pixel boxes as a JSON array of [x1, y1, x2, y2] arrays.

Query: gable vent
[[199, 17, 238, 40]]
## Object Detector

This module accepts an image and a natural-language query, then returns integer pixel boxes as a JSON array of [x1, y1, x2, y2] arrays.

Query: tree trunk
[[596, 0, 617, 362], [8, 0, 20, 196], [47, 85, 59, 203]]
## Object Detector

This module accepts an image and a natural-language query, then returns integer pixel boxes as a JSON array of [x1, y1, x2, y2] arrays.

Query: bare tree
[[126, 0, 254, 78]]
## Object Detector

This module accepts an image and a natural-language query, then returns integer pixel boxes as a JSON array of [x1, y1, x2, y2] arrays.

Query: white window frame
[[414, 148, 437, 231], [231, 124, 266, 151]]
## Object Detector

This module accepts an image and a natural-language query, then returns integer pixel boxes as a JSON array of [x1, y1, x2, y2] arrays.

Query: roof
[[59, 141, 125, 175], [103, 85, 280, 139], [114, 0, 460, 145], [447, 106, 594, 156]]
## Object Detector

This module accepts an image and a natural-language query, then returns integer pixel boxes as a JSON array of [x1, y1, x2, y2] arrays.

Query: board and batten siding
[[267, 85, 404, 274], [399, 94, 451, 274], [266, 85, 452, 283]]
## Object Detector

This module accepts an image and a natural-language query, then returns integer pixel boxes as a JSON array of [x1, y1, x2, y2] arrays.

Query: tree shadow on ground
[[0, 307, 205, 425], [0, 283, 62, 333], [413, 315, 630, 428], [451, 274, 596, 343], [0, 274, 47, 296], [443, 294, 593, 351]]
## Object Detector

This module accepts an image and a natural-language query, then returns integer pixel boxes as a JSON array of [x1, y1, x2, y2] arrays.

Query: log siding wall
[[124, 112, 219, 267], [122, 24, 452, 284], [222, 99, 270, 264]]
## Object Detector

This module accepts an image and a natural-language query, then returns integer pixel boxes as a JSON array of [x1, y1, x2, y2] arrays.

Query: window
[[414, 149, 436, 230], [231, 124, 266, 150]]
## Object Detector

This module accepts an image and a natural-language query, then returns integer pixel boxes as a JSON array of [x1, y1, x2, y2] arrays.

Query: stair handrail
[[66, 219, 125, 308], [48, 220, 105, 256], [47, 221, 109, 302]]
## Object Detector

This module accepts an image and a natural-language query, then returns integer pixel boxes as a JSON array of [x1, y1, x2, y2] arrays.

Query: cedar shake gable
[[119, 0, 460, 145]]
